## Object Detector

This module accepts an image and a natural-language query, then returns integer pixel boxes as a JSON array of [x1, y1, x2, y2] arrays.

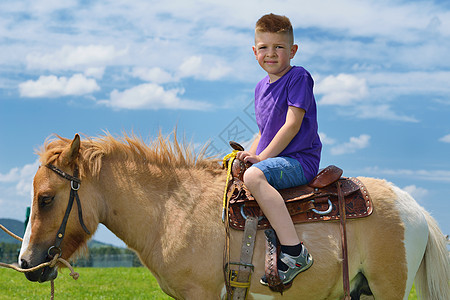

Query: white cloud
[[99, 83, 212, 110], [0, 160, 39, 196], [84, 67, 105, 79], [178, 56, 232, 81], [315, 73, 368, 106], [439, 134, 450, 143], [1, 1, 448, 98], [201, 27, 251, 48], [19, 74, 100, 98], [131, 67, 175, 84], [25, 45, 127, 71], [363, 167, 450, 183], [319, 132, 336, 145], [403, 185, 429, 202], [0, 161, 38, 220], [330, 134, 370, 155], [365, 71, 450, 96], [352, 104, 418, 123], [290, 1, 449, 42], [314, 71, 428, 122]]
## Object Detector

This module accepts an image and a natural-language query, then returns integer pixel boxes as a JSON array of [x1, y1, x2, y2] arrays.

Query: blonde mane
[[38, 132, 219, 178]]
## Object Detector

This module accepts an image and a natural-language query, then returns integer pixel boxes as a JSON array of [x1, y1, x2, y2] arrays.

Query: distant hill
[[87, 239, 112, 248], [1, 218, 118, 248], [0, 219, 24, 244]]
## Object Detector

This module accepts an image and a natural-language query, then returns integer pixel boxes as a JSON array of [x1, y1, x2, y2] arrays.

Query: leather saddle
[[225, 146, 372, 231], [223, 142, 371, 296]]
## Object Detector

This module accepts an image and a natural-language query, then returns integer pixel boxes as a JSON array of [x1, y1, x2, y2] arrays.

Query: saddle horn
[[229, 141, 245, 151]]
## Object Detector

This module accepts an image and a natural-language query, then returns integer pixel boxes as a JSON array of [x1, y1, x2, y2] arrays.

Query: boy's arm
[[244, 106, 305, 163], [248, 131, 261, 154]]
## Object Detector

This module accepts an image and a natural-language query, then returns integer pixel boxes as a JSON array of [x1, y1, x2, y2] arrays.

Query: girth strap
[[337, 181, 350, 299]]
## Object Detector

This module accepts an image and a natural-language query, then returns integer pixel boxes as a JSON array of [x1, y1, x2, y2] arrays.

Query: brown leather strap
[[286, 199, 316, 216], [232, 216, 258, 300], [337, 181, 350, 300], [264, 229, 281, 288], [264, 229, 291, 293], [45, 164, 90, 258]]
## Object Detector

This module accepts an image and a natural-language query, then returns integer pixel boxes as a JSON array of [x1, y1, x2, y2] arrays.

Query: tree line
[[0, 242, 142, 267]]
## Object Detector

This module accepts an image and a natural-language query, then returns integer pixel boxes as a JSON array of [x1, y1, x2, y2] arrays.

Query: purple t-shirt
[[255, 66, 322, 182]]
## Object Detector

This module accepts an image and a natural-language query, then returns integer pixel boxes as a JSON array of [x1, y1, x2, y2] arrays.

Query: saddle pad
[[228, 177, 372, 230]]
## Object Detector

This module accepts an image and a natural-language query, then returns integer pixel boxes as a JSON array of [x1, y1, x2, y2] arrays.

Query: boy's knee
[[243, 166, 266, 188]]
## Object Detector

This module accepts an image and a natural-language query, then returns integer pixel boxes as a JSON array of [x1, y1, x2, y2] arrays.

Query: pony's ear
[[60, 134, 81, 165]]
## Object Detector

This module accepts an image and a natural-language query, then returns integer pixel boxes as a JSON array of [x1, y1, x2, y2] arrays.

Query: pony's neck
[[96, 159, 167, 253], [95, 157, 225, 270]]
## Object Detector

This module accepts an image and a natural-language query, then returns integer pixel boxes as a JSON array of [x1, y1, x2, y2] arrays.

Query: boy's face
[[253, 31, 298, 82]]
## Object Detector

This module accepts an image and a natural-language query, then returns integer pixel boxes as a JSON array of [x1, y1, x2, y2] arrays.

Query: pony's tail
[[414, 209, 449, 300]]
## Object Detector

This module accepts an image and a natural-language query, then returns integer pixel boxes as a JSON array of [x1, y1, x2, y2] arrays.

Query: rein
[[0, 223, 79, 299], [45, 164, 90, 257]]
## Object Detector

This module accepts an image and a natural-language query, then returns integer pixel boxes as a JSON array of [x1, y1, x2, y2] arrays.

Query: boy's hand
[[237, 151, 262, 164]]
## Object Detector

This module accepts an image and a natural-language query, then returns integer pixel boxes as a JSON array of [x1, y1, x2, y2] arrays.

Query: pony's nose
[[20, 258, 30, 269]]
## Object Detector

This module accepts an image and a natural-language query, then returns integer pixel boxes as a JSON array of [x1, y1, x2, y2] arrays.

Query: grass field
[[0, 267, 171, 299], [0, 267, 417, 299]]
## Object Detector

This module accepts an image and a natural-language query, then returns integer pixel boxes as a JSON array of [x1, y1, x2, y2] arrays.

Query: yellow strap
[[222, 150, 239, 169], [222, 150, 239, 214], [230, 280, 251, 289]]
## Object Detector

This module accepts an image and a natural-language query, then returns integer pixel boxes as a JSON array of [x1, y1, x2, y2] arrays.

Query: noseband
[[45, 164, 91, 258]]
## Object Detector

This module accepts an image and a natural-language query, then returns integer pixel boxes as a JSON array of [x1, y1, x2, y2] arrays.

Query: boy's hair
[[255, 13, 294, 44]]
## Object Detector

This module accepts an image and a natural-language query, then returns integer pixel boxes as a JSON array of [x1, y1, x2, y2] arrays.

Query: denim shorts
[[251, 157, 308, 190]]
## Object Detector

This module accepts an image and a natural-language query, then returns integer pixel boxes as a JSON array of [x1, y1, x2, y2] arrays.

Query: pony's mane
[[38, 132, 219, 177]]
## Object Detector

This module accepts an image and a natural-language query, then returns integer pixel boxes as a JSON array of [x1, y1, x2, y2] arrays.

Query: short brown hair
[[255, 14, 293, 44]]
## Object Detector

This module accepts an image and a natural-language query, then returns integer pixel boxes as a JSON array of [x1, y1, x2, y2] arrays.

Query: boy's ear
[[252, 45, 257, 58], [290, 44, 298, 59]]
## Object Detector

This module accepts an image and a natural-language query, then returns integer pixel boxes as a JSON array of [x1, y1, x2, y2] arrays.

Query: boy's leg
[[243, 166, 299, 245], [243, 163, 313, 285]]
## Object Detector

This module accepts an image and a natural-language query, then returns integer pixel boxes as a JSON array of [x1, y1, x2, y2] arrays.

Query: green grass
[[0, 267, 171, 299], [0, 267, 418, 299], [409, 283, 418, 300]]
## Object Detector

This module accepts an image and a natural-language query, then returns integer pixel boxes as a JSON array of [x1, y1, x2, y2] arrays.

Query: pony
[[18, 133, 449, 299]]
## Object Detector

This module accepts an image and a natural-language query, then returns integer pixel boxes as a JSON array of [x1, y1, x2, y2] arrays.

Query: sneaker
[[260, 245, 313, 286]]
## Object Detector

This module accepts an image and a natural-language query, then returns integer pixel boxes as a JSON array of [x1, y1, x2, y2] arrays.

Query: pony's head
[[18, 131, 218, 282], [19, 134, 96, 282]]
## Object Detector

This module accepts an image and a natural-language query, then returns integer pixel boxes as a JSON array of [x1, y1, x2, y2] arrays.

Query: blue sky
[[1, 0, 449, 247]]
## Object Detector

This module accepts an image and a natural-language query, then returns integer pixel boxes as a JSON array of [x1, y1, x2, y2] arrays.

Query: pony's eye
[[39, 196, 55, 207]]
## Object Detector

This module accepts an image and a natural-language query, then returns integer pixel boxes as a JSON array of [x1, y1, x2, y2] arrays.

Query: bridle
[[45, 164, 91, 258]]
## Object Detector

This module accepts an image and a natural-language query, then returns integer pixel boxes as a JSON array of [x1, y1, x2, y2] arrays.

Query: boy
[[237, 13, 321, 285]]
